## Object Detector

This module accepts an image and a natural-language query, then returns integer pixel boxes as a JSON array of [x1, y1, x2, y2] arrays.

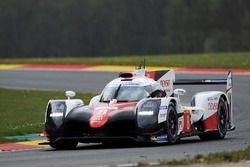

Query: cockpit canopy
[[100, 84, 150, 102], [100, 76, 163, 103]]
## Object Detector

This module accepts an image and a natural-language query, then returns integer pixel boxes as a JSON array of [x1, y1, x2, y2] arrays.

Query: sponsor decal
[[160, 80, 170, 88], [120, 82, 139, 86], [151, 134, 168, 143], [159, 113, 167, 118], [207, 97, 213, 101], [158, 105, 168, 123], [159, 105, 168, 110], [178, 120, 183, 130], [208, 97, 218, 101]]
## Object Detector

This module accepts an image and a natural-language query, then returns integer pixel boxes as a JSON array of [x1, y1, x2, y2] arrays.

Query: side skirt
[[39, 136, 147, 145], [178, 125, 219, 139]]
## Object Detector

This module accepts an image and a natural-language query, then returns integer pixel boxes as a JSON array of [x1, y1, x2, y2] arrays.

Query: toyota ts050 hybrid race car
[[40, 69, 235, 149]]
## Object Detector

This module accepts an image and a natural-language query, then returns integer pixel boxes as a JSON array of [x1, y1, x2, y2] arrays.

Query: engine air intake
[[119, 72, 134, 78]]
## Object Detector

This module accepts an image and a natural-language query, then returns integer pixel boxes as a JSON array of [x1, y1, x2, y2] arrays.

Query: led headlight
[[138, 110, 154, 116], [51, 102, 65, 116], [46, 101, 66, 128], [137, 100, 160, 129]]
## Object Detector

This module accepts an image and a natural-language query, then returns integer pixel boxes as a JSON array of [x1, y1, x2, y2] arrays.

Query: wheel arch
[[220, 94, 228, 104]]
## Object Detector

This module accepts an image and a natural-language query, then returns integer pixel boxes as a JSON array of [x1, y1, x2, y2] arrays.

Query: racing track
[[0, 69, 250, 167]]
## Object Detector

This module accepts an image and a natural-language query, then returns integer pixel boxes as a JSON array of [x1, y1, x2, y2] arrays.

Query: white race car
[[41, 68, 235, 149]]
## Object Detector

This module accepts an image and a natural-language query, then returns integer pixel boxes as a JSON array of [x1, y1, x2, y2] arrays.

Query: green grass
[[0, 52, 250, 68], [138, 146, 250, 166], [0, 88, 95, 143]]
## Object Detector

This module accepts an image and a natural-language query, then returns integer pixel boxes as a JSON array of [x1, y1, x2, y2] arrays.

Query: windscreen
[[100, 84, 149, 102]]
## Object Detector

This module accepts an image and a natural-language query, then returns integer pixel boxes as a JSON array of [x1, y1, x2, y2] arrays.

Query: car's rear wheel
[[165, 102, 178, 144], [49, 140, 78, 150], [199, 97, 228, 140]]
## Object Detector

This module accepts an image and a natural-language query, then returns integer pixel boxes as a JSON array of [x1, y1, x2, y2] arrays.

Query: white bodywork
[[192, 91, 225, 120]]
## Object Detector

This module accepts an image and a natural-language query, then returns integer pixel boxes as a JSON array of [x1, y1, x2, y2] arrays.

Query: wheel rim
[[168, 109, 178, 137]]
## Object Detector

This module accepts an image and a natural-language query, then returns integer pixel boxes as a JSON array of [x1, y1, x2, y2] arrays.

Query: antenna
[[143, 58, 146, 69], [135, 58, 146, 70]]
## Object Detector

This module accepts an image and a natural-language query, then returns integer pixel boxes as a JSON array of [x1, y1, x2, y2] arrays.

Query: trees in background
[[0, 0, 249, 57], [164, 0, 250, 53]]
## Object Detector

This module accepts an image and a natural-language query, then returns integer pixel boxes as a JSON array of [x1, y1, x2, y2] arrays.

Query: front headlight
[[138, 110, 154, 116], [46, 101, 66, 128], [51, 102, 65, 117], [137, 100, 160, 129]]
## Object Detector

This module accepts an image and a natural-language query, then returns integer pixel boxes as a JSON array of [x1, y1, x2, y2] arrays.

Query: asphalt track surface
[[0, 69, 250, 167]]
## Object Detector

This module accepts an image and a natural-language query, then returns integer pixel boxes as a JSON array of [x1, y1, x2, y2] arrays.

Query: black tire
[[49, 140, 78, 150], [165, 102, 178, 144], [199, 97, 228, 140]]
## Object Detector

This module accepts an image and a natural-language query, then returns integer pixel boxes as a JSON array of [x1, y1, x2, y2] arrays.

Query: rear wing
[[174, 71, 235, 130], [174, 71, 232, 108], [174, 79, 227, 85]]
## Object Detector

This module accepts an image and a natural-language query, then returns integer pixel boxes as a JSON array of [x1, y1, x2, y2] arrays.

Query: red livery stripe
[[203, 112, 218, 131]]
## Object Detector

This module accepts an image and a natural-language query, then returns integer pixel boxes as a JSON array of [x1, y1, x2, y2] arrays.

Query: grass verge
[[0, 52, 250, 69], [0, 88, 95, 143], [138, 146, 250, 166]]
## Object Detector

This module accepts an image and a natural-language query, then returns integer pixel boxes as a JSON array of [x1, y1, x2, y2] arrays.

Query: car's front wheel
[[165, 102, 178, 144]]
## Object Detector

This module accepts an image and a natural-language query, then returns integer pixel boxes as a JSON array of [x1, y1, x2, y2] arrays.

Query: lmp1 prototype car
[[40, 69, 235, 149]]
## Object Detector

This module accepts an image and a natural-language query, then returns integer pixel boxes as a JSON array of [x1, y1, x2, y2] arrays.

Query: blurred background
[[0, 0, 249, 58]]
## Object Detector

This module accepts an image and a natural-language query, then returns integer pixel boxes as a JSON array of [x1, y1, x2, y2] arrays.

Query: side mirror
[[174, 88, 186, 98], [109, 99, 117, 105], [65, 91, 76, 99]]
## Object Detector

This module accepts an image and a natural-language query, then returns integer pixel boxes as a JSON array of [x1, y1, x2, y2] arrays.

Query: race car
[[40, 68, 235, 149]]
